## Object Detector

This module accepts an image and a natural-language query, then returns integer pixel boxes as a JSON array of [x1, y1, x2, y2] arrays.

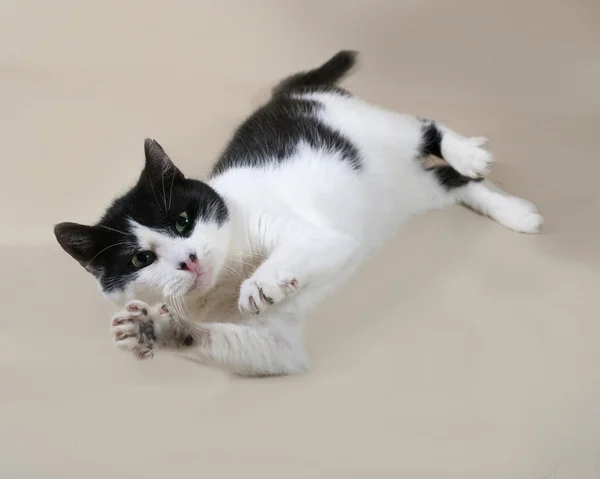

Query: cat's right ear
[[54, 222, 100, 270], [142, 138, 185, 184]]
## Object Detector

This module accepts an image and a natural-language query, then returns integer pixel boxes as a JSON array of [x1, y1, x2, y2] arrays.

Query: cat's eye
[[175, 211, 190, 234], [131, 250, 157, 269]]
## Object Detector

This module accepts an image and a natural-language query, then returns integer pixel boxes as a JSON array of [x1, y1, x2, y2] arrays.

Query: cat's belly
[[186, 275, 243, 324]]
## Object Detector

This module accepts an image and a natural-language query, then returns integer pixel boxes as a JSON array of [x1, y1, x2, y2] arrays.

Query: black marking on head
[[211, 97, 361, 176], [54, 139, 229, 293], [183, 335, 194, 347]]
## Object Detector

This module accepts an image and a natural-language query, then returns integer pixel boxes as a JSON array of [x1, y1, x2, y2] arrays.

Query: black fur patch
[[211, 97, 361, 176], [420, 121, 443, 159], [432, 166, 484, 189], [419, 120, 481, 190], [211, 51, 361, 176], [138, 319, 157, 344]]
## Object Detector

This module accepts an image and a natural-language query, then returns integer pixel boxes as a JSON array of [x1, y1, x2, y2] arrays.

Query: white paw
[[445, 136, 493, 178], [238, 270, 300, 314], [110, 301, 169, 359], [493, 196, 544, 234]]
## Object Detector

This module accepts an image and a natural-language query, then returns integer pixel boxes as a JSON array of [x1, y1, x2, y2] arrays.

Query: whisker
[[168, 293, 183, 320], [147, 172, 164, 212], [168, 170, 176, 211], [176, 292, 186, 319], [224, 250, 265, 259], [176, 294, 188, 320], [221, 264, 244, 280], [224, 256, 260, 269], [211, 245, 265, 268], [222, 247, 265, 259], [161, 165, 168, 212], [85, 242, 132, 268], [97, 225, 129, 236]]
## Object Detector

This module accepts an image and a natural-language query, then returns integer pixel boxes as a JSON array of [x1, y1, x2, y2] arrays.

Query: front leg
[[238, 225, 357, 314], [111, 301, 192, 359], [182, 315, 308, 376], [111, 301, 307, 376]]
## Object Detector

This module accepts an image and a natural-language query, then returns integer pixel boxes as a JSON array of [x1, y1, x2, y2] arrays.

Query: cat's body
[[55, 51, 543, 375]]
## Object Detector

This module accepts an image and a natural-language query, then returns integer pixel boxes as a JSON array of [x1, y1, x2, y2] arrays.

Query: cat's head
[[54, 139, 231, 305]]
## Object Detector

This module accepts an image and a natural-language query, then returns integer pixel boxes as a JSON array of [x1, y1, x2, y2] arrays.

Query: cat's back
[[207, 51, 431, 241], [209, 91, 362, 178]]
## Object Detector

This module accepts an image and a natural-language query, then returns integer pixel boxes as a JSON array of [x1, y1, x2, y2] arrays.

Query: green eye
[[175, 211, 190, 234], [131, 251, 157, 269]]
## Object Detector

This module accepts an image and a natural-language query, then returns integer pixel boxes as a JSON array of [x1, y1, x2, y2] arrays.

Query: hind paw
[[444, 135, 493, 179]]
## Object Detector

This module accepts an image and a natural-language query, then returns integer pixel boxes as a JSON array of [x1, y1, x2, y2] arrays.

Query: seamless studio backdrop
[[1, 1, 599, 478]]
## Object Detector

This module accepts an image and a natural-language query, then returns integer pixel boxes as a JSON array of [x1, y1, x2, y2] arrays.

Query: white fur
[[111, 92, 543, 375]]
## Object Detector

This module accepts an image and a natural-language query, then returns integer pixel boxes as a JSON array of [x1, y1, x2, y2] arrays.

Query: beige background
[[1, 1, 599, 478]]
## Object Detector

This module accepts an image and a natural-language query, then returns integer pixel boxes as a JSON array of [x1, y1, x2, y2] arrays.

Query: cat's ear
[[54, 222, 102, 270], [142, 138, 185, 183]]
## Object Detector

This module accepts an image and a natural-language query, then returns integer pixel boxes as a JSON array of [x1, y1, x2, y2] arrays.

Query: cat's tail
[[272, 50, 358, 96]]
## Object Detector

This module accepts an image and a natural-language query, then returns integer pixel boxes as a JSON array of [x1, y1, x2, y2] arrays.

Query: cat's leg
[[419, 119, 493, 179], [418, 119, 543, 233], [181, 316, 308, 376], [111, 300, 308, 375], [454, 180, 544, 233], [238, 224, 357, 314]]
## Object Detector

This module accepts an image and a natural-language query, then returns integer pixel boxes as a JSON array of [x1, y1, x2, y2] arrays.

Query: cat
[[54, 51, 543, 376]]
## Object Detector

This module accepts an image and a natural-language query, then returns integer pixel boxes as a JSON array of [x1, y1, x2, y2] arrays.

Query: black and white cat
[[55, 51, 543, 376]]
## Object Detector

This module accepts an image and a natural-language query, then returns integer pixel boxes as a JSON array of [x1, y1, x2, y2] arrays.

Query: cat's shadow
[[304, 209, 500, 359]]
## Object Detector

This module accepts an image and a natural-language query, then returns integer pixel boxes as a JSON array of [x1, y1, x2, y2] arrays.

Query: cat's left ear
[[142, 138, 185, 183], [54, 222, 104, 272]]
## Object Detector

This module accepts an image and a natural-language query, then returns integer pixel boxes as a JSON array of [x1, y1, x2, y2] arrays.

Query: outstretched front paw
[[238, 270, 300, 315], [110, 301, 170, 359]]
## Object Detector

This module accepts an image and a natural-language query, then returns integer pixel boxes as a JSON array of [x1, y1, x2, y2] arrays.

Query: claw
[[115, 330, 135, 341], [249, 296, 260, 314], [134, 347, 154, 360], [258, 286, 274, 305]]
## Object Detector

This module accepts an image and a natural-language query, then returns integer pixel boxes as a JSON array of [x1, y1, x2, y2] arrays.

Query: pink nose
[[179, 253, 200, 274]]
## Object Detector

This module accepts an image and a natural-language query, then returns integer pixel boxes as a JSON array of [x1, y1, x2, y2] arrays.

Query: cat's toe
[[238, 280, 266, 314], [110, 303, 157, 358], [125, 300, 151, 316], [238, 271, 299, 314], [133, 344, 154, 360], [111, 313, 138, 351]]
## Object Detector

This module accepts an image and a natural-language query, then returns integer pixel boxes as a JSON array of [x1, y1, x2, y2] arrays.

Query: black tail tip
[[330, 50, 359, 66], [325, 50, 358, 74], [273, 49, 359, 96]]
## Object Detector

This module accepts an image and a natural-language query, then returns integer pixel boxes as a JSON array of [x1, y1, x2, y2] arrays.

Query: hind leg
[[419, 119, 543, 233], [455, 180, 544, 233], [420, 119, 493, 179]]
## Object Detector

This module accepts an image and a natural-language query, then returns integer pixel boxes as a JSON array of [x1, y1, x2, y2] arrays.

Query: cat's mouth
[[187, 266, 213, 294]]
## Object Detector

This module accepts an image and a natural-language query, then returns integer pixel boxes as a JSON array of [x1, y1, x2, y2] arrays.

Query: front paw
[[110, 301, 170, 359], [238, 270, 300, 314]]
